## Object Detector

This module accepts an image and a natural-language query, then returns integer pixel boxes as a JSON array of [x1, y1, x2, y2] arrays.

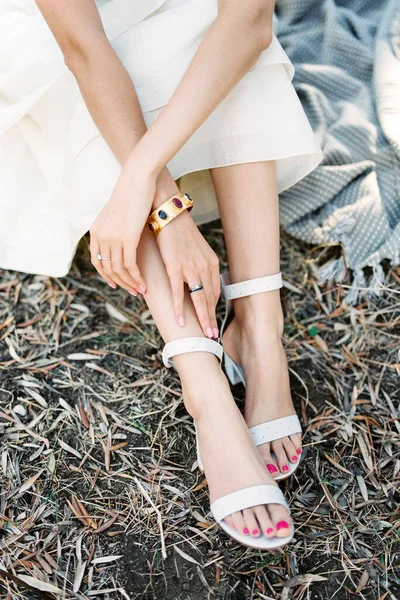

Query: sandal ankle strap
[[222, 272, 282, 301], [163, 337, 223, 368]]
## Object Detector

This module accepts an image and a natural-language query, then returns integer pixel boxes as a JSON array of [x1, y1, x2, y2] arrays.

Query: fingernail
[[206, 327, 213, 338], [266, 528, 274, 534], [282, 465, 289, 472], [292, 455, 298, 461], [138, 285, 146, 294], [297, 448, 302, 455], [129, 290, 138, 297], [267, 464, 278, 473], [252, 529, 259, 536], [108, 283, 117, 289], [243, 528, 249, 535], [276, 521, 289, 531], [212, 327, 219, 339], [179, 316, 185, 327]]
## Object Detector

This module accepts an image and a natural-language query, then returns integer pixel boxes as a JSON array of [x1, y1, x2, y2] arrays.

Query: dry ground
[[1, 225, 399, 600]]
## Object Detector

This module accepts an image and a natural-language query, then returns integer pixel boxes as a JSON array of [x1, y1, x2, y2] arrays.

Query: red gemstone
[[148, 223, 154, 231], [172, 197, 183, 209], [187, 206, 193, 213]]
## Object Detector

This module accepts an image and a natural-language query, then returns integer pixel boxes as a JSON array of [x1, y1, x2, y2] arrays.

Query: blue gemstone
[[184, 193, 192, 200], [158, 210, 167, 220]]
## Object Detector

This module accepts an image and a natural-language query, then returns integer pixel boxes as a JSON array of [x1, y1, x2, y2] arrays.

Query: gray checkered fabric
[[276, 0, 400, 302]]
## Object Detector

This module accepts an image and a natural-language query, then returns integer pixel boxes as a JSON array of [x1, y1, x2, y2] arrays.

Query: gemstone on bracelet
[[158, 210, 168, 220], [172, 197, 183, 209], [187, 206, 193, 212], [148, 223, 155, 231], [184, 193, 192, 200]]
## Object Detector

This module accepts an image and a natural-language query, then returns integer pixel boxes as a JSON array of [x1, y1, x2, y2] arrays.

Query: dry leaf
[[17, 470, 44, 496], [58, 439, 82, 459], [17, 575, 62, 595], [174, 545, 202, 566]]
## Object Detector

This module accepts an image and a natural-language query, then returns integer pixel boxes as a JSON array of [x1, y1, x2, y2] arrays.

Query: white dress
[[0, 0, 323, 277]]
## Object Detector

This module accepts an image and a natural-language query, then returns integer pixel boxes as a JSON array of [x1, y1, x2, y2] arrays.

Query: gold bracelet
[[147, 192, 194, 236]]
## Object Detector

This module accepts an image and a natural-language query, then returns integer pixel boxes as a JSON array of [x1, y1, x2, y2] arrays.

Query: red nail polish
[[267, 464, 278, 473], [266, 527, 274, 534], [276, 521, 289, 531], [243, 527, 249, 535], [252, 529, 259, 536], [297, 448, 302, 455], [292, 455, 298, 461], [282, 465, 289, 472]]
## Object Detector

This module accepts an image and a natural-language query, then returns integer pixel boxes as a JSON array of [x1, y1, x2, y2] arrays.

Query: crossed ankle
[[233, 297, 284, 338], [181, 367, 228, 420]]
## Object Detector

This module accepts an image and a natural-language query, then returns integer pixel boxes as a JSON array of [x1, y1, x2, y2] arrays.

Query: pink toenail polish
[[243, 527, 249, 535], [276, 521, 289, 531], [297, 448, 302, 455], [266, 528, 274, 534], [267, 464, 278, 473], [282, 465, 289, 472], [252, 529, 259, 536], [292, 455, 298, 461]]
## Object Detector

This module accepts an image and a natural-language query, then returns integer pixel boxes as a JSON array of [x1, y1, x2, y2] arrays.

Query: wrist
[[128, 135, 164, 180], [147, 191, 194, 236], [152, 170, 181, 210]]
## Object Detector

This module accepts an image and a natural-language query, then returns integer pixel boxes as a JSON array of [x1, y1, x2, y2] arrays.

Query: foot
[[180, 357, 292, 541], [222, 311, 302, 478]]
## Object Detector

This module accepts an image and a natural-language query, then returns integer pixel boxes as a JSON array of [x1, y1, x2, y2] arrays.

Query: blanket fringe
[[318, 251, 400, 306]]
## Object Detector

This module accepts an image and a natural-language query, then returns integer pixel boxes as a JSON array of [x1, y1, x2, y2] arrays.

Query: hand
[[89, 164, 156, 295], [157, 208, 220, 338]]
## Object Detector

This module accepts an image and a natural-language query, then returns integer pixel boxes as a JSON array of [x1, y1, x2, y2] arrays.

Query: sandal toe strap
[[249, 415, 302, 446], [210, 484, 289, 524]]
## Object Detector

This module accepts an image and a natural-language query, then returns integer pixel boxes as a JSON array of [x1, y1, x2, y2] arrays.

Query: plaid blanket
[[276, 0, 400, 302]]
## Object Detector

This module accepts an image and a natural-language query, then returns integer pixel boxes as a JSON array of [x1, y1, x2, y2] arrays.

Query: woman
[[0, 0, 322, 548]]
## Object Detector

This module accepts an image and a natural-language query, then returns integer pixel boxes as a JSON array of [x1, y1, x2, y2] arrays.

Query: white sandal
[[162, 336, 294, 549], [220, 272, 302, 481]]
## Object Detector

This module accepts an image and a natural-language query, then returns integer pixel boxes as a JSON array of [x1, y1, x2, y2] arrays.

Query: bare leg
[[210, 161, 302, 476], [136, 179, 292, 539]]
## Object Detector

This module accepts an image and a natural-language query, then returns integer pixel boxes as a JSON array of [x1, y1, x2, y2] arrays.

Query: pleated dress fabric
[[0, 0, 323, 277]]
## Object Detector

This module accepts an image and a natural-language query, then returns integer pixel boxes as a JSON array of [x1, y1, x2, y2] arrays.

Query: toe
[[230, 511, 248, 536], [224, 515, 235, 530], [268, 503, 292, 538], [258, 443, 280, 477], [242, 508, 261, 538], [271, 440, 290, 475], [254, 505, 275, 538], [282, 437, 298, 464], [290, 433, 302, 456]]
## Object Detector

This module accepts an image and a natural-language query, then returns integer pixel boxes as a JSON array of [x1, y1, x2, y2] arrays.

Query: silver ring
[[97, 253, 111, 261], [189, 283, 203, 294]]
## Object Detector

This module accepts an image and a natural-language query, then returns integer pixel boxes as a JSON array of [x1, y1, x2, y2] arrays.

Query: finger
[[100, 244, 136, 295], [123, 239, 147, 294], [168, 269, 185, 327], [210, 255, 221, 339], [210, 253, 221, 306], [198, 269, 218, 337], [110, 243, 140, 295], [90, 238, 117, 289], [187, 275, 212, 338]]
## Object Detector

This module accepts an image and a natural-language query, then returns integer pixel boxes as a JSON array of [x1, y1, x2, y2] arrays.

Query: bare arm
[[35, 0, 221, 334], [35, 0, 275, 335], [128, 0, 275, 176], [35, 0, 147, 164]]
